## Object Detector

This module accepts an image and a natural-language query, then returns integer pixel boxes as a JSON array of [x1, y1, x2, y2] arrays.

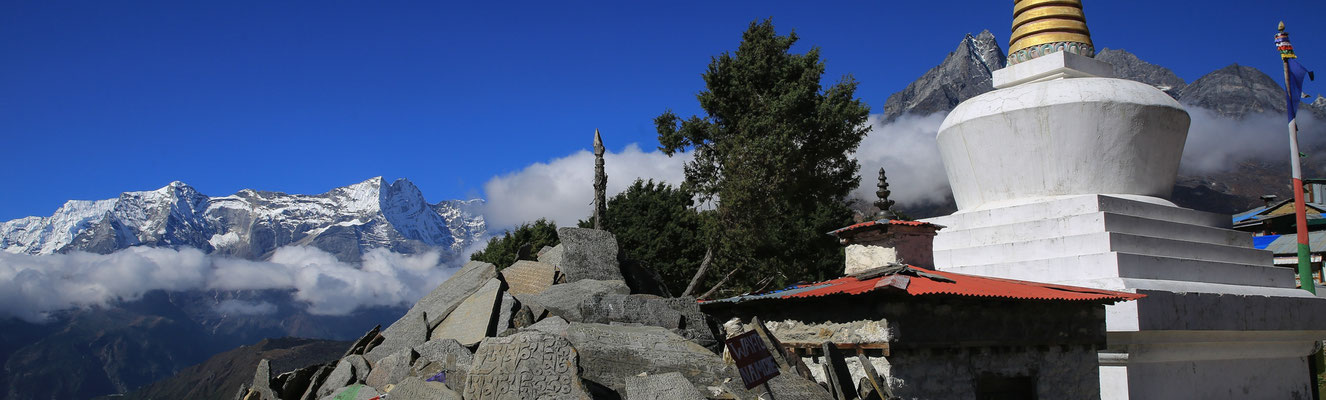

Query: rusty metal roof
[[703, 267, 1144, 305], [827, 219, 944, 237]]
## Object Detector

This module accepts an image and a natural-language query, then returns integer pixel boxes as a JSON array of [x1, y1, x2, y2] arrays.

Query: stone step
[[924, 194, 1230, 231], [933, 231, 1272, 268], [937, 252, 1295, 289], [933, 212, 1252, 250]]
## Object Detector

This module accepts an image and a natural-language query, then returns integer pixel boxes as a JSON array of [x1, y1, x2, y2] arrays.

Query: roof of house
[[1232, 199, 1326, 225], [702, 265, 1145, 306], [827, 219, 944, 237], [1257, 231, 1326, 254]]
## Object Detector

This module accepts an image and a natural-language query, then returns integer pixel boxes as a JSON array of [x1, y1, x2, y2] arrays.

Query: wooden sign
[[725, 330, 781, 389]]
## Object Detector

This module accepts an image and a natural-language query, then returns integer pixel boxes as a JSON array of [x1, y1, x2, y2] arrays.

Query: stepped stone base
[[925, 194, 1326, 400]]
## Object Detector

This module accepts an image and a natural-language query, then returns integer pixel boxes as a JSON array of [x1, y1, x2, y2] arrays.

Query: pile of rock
[[237, 228, 830, 400]]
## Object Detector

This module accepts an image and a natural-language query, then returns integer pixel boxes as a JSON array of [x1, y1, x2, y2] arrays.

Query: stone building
[[703, 219, 1142, 399]]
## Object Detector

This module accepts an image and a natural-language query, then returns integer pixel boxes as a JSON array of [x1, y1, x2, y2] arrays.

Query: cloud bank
[[0, 246, 457, 322], [481, 143, 690, 228], [1181, 108, 1326, 174], [851, 113, 952, 207]]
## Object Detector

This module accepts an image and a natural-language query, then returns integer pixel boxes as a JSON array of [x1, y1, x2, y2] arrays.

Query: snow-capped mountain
[[0, 177, 486, 262]]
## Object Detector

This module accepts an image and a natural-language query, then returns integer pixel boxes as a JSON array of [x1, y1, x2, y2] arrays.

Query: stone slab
[[390, 377, 461, 400], [538, 244, 565, 268], [298, 364, 332, 400], [556, 228, 623, 282], [566, 322, 730, 395], [343, 325, 381, 358], [463, 330, 590, 400], [365, 310, 427, 364], [516, 279, 629, 322], [414, 339, 473, 393], [501, 260, 558, 295], [625, 372, 705, 400], [495, 292, 519, 333], [527, 316, 570, 337], [431, 278, 503, 346], [249, 359, 278, 400], [369, 261, 496, 363], [278, 364, 321, 400], [316, 355, 367, 399], [365, 348, 415, 391]]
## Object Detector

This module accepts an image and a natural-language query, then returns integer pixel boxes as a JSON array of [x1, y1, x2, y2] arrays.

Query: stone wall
[[707, 292, 1108, 399]]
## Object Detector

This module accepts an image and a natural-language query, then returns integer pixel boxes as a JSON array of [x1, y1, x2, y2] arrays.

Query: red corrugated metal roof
[[827, 219, 943, 236], [706, 267, 1143, 304]]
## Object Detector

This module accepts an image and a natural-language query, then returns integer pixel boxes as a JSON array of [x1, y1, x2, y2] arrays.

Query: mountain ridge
[[0, 177, 486, 262]]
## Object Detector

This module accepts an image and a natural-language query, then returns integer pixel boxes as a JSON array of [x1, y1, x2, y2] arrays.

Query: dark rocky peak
[[882, 30, 1006, 121], [1178, 63, 1286, 118], [1095, 48, 1187, 97]]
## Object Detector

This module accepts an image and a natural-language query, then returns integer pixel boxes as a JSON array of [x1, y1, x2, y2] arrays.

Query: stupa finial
[[1008, 0, 1095, 65]]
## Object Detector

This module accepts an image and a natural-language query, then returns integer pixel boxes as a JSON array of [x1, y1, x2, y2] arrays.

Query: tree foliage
[[655, 19, 871, 294], [469, 218, 559, 269], [579, 179, 711, 295]]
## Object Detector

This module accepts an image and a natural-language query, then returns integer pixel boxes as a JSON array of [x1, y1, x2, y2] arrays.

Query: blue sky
[[2, 0, 1324, 222]]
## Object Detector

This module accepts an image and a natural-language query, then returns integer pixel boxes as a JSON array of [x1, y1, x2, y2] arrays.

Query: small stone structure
[[829, 219, 941, 273], [704, 269, 1134, 399]]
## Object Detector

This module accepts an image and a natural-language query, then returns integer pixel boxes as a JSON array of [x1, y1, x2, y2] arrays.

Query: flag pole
[[1279, 21, 1316, 294]]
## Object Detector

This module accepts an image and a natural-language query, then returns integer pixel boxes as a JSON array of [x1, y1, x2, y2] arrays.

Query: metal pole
[[1281, 22, 1316, 293]]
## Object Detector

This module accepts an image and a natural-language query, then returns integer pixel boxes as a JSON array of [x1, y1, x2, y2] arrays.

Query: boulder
[[317, 355, 369, 399], [365, 348, 415, 391], [297, 364, 333, 400], [501, 260, 558, 295], [342, 325, 381, 358], [430, 278, 503, 346], [276, 363, 322, 400], [365, 310, 427, 364], [390, 377, 462, 400], [368, 260, 496, 363], [320, 384, 379, 400], [463, 330, 590, 399], [565, 322, 730, 396], [413, 339, 474, 393], [625, 372, 705, 400], [555, 228, 623, 282], [578, 294, 719, 350], [515, 279, 629, 322], [494, 292, 520, 333], [537, 244, 565, 267], [248, 359, 279, 400], [526, 315, 570, 337]]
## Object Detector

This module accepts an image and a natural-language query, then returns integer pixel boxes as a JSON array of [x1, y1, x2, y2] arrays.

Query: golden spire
[[1008, 0, 1095, 65]]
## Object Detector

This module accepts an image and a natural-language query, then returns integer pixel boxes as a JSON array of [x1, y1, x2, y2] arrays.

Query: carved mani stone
[[462, 331, 590, 400], [556, 228, 624, 282], [501, 260, 558, 295], [565, 323, 730, 396], [430, 278, 503, 347]]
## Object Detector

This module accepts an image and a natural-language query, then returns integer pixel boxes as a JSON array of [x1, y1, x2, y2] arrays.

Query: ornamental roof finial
[[1008, 0, 1095, 65]]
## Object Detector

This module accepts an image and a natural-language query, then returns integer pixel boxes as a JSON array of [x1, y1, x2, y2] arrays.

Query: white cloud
[[0, 246, 459, 322], [851, 113, 952, 207], [481, 143, 691, 229], [1180, 108, 1326, 174]]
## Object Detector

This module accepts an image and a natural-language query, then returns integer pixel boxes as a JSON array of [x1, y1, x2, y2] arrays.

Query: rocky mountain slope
[[0, 177, 485, 262], [882, 33, 1326, 216], [882, 30, 1005, 121]]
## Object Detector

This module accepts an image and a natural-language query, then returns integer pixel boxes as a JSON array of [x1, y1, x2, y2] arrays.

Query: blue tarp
[[1253, 235, 1281, 250]]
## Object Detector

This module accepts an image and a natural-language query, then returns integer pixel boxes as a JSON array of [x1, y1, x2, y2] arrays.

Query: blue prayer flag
[[1288, 58, 1314, 122]]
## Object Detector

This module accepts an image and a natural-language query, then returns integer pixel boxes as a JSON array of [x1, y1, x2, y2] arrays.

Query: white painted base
[[925, 194, 1326, 399]]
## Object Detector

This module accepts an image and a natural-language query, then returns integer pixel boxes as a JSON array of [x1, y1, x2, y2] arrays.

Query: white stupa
[[924, 1, 1326, 398]]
